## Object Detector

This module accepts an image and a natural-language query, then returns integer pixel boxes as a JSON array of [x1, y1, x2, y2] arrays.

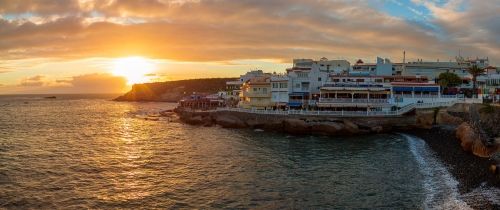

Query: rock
[[456, 122, 475, 152], [436, 110, 464, 126], [343, 120, 360, 134], [187, 115, 204, 125], [311, 122, 345, 135], [371, 126, 384, 133], [416, 110, 434, 129], [283, 119, 310, 134], [456, 122, 499, 157], [215, 115, 246, 128], [245, 118, 262, 128]]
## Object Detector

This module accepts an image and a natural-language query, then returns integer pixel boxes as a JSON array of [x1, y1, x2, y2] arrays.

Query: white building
[[271, 75, 289, 108], [287, 57, 350, 108], [350, 57, 393, 76]]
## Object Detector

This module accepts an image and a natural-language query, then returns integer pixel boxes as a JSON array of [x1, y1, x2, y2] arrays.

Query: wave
[[401, 133, 472, 210]]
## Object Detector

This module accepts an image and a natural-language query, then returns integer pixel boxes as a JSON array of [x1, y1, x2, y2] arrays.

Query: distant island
[[114, 78, 237, 102]]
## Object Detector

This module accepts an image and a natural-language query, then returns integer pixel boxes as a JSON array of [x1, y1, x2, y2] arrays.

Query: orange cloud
[[0, 0, 497, 66], [3, 73, 127, 94]]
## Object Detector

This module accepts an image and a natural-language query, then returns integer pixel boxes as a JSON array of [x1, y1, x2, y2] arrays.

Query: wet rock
[[215, 115, 247, 128], [311, 122, 345, 135], [416, 110, 434, 129], [456, 122, 498, 157], [283, 119, 310, 134], [371, 126, 384, 133], [343, 120, 359, 134], [436, 110, 464, 126]]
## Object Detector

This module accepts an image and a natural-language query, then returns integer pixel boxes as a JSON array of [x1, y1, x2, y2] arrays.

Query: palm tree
[[467, 65, 485, 98]]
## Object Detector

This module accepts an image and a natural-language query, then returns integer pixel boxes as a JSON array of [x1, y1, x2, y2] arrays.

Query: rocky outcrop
[[456, 122, 499, 158], [214, 115, 246, 128], [283, 119, 310, 134], [311, 122, 345, 135], [416, 110, 434, 129], [436, 110, 464, 126], [176, 109, 421, 136]]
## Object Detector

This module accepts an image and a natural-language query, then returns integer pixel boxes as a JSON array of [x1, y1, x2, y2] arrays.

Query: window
[[295, 83, 300, 88], [318, 77, 322, 81], [272, 83, 278, 88], [375, 79, 383, 83], [333, 79, 340, 82], [263, 88, 267, 93], [298, 72, 308, 78], [356, 79, 364, 82], [253, 88, 257, 91], [280, 83, 287, 88]]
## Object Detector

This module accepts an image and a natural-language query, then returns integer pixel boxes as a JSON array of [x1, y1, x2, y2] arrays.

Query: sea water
[[0, 95, 470, 209]]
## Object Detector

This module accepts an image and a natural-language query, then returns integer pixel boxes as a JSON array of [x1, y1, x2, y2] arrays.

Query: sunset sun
[[112, 56, 155, 85]]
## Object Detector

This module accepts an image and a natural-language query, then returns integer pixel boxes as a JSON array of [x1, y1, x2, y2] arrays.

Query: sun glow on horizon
[[112, 56, 156, 85]]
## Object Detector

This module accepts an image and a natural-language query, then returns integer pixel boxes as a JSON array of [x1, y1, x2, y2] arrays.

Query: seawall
[[175, 108, 434, 136]]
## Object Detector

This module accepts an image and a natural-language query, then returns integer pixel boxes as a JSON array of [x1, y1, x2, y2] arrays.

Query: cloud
[[56, 73, 128, 93], [3, 73, 127, 94], [19, 75, 46, 86], [0, 0, 497, 64]]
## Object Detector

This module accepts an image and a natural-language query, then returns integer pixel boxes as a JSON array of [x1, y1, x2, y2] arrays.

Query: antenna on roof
[[402, 50, 406, 75]]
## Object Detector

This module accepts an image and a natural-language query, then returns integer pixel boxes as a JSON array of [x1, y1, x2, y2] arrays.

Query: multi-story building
[[270, 75, 289, 108], [350, 57, 394, 76], [286, 57, 350, 108], [317, 75, 444, 111], [239, 76, 273, 109], [224, 70, 270, 101], [477, 66, 500, 100]]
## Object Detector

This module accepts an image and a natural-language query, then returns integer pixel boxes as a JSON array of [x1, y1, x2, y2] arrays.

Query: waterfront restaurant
[[317, 84, 392, 111]]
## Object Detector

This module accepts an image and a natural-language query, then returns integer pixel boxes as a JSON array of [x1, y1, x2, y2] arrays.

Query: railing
[[318, 98, 389, 103], [216, 99, 461, 117]]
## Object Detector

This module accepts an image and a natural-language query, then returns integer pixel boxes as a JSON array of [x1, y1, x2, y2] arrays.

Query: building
[[270, 75, 289, 109], [398, 56, 490, 81], [224, 70, 270, 101], [239, 76, 273, 109], [316, 75, 444, 111], [477, 66, 500, 100], [350, 57, 394, 76], [286, 57, 351, 109]]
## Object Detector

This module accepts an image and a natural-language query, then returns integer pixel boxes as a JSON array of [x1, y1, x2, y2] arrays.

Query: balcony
[[241, 91, 271, 98], [318, 98, 389, 103]]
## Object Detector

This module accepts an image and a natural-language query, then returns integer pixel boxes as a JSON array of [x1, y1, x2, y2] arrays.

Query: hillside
[[114, 78, 237, 102]]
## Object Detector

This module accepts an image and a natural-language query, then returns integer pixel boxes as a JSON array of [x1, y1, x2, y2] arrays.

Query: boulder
[[283, 119, 310, 134], [415, 110, 434, 129], [436, 110, 464, 126], [215, 115, 247, 128], [343, 120, 360, 134], [371, 126, 384, 133], [311, 122, 345, 135], [456, 122, 475, 152], [186, 115, 204, 125], [456, 122, 499, 157]]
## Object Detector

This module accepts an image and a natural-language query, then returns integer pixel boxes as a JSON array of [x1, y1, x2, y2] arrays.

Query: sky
[[0, 0, 498, 94]]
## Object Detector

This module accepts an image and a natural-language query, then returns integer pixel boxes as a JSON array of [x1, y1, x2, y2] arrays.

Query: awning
[[392, 87, 413, 92], [414, 87, 439, 92], [287, 102, 303, 107]]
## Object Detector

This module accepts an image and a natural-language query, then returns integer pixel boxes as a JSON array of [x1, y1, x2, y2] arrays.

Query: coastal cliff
[[114, 78, 237, 102]]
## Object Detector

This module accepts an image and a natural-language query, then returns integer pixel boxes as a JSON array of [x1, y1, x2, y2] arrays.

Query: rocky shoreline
[[406, 127, 500, 209]]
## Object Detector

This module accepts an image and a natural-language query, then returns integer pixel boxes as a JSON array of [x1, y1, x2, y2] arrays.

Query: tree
[[438, 72, 462, 88], [467, 65, 485, 98]]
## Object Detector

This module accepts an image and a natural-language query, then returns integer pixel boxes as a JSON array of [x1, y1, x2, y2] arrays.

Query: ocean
[[0, 94, 471, 209]]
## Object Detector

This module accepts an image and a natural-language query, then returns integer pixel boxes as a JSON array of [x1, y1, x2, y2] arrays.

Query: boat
[[44, 96, 57, 99]]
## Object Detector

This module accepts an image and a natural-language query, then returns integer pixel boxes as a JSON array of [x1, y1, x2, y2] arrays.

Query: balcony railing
[[318, 98, 389, 103]]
